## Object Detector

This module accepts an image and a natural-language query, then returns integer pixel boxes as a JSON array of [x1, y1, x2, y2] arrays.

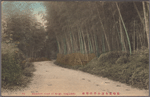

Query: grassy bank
[[2, 52, 36, 90], [1, 43, 36, 90], [55, 47, 149, 90]]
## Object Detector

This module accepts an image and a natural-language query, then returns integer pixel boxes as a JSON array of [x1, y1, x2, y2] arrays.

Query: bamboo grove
[[44, 1, 149, 57]]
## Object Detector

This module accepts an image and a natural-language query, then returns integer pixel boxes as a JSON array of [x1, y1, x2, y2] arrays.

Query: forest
[[46, 1, 149, 54], [1, 1, 149, 90]]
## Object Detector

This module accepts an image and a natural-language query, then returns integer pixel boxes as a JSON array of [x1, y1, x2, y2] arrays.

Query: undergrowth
[[55, 47, 149, 90], [2, 49, 36, 90]]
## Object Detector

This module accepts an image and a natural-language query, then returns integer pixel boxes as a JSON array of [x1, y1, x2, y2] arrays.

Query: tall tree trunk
[[69, 31, 73, 53], [133, 20, 136, 51], [87, 32, 93, 53], [119, 17, 126, 52], [139, 34, 143, 47], [78, 27, 84, 53], [133, 2, 144, 26], [72, 30, 78, 53], [96, 4, 111, 51], [116, 2, 132, 54], [55, 35, 61, 54], [137, 35, 139, 50], [65, 33, 71, 54], [95, 33, 99, 57], [81, 29, 87, 54], [142, 1, 149, 48]]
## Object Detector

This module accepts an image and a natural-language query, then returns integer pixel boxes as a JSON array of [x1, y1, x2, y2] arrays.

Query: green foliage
[[22, 66, 36, 77], [130, 68, 149, 89], [95, 50, 148, 89], [2, 2, 47, 58], [2, 51, 23, 86], [116, 55, 129, 64], [98, 51, 129, 64], [1, 42, 36, 89], [2, 50, 37, 89], [55, 49, 149, 90], [56, 53, 96, 66]]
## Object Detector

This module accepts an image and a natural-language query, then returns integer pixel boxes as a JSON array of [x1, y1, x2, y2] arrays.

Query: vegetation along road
[[1, 61, 149, 96]]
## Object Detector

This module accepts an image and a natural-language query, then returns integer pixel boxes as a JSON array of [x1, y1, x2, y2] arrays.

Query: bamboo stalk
[[139, 34, 143, 47], [78, 29, 82, 53], [56, 35, 61, 54], [63, 37, 67, 54], [70, 31, 74, 53], [142, 1, 149, 48], [96, 3, 111, 51], [65, 33, 71, 54], [116, 32, 120, 51], [91, 28, 96, 54], [137, 35, 139, 50], [119, 17, 126, 52], [80, 29, 84, 54], [133, 2, 144, 26], [86, 21, 93, 53], [81, 29, 87, 54], [72, 30, 78, 52], [102, 34, 105, 53], [133, 20, 135, 51], [87, 32, 93, 53], [116, 2, 132, 54], [116, 21, 123, 51], [94, 33, 98, 57]]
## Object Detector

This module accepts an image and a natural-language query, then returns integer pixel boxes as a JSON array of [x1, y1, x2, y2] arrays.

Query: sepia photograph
[[1, 0, 149, 96]]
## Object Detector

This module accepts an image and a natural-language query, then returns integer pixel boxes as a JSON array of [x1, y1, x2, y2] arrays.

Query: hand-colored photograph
[[1, 0, 149, 96]]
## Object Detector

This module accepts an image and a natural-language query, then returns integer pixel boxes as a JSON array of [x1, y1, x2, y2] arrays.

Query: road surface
[[1, 61, 149, 96]]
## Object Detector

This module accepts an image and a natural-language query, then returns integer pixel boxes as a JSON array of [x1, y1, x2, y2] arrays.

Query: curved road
[[1, 61, 149, 96]]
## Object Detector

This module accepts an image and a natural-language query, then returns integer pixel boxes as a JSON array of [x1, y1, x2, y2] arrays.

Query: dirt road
[[1, 61, 149, 96]]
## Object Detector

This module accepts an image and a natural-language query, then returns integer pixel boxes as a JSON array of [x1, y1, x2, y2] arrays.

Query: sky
[[30, 2, 46, 15], [2, 1, 46, 14], [30, 2, 47, 27], [2, 1, 47, 27]]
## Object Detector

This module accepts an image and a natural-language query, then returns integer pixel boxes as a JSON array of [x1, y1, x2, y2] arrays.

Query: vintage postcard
[[1, 0, 149, 96]]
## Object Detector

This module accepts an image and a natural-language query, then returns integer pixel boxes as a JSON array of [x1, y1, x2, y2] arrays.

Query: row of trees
[[44, 1, 149, 57], [2, 2, 48, 58], [2, 1, 149, 59]]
